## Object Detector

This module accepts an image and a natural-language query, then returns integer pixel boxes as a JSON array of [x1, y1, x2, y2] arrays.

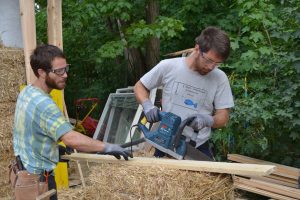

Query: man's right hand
[[142, 99, 160, 123], [102, 143, 133, 160]]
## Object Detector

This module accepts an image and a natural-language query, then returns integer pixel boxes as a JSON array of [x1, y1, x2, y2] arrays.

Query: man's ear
[[37, 68, 47, 79]]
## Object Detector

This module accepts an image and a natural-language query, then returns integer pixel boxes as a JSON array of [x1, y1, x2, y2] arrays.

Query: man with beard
[[134, 27, 234, 160], [13, 45, 131, 200]]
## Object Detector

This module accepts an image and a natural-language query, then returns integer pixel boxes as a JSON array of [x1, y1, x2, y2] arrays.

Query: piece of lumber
[[233, 176, 300, 199], [164, 48, 194, 57], [19, 0, 37, 84], [253, 176, 299, 189], [228, 154, 300, 180], [234, 182, 297, 200], [36, 189, 56, 200], [62, 153, 276, 177]]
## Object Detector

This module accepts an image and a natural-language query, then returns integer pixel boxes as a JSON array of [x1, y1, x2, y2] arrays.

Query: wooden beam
[[19, 0, 37, 84], [63, 153, 276, 177], [233, 176, 300, 199], [228, 154, 300, 180], [47, 0, 63, 49]]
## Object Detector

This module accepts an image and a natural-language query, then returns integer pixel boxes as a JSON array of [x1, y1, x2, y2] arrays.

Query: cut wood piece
[[36, 189, 56, 200], [63, 153, 276, 177], [228, 154, 300, 180], [164, 48, 194, 57], [234, 182, 297, 200], [233, 176, 300, 199]]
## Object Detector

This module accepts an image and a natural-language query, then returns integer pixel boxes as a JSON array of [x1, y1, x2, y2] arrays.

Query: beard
[[45, 75, 67, 90]]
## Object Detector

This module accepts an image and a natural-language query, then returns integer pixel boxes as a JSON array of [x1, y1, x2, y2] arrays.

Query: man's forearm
[[61, 130, 105, 152], [134, 80, 150, 104], [212, 109, 230, 128]]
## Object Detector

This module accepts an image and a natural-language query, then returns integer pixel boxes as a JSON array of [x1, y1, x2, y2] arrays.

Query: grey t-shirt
[[140, 57, 234, 146]]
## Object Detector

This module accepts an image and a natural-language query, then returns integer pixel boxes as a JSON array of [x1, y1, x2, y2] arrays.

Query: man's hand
[[101, 143, 133, 160], [188, 114, 214, 132], [142, 99, 160, 123]]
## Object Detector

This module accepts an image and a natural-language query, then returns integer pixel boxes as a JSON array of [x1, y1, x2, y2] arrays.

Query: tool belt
[[8, 156, 49, 200]]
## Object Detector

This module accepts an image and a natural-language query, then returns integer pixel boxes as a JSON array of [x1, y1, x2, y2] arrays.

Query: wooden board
[[234, 182, 297, 200], [63, 153, 276, 177], [228, 154, 300, 180], [233, 176, 300, 199]]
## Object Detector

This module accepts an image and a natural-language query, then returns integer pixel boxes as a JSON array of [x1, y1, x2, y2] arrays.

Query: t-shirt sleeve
[[214, 77, 235, 109], [38, 99, 73, 141], [140, 60, 167, 90]]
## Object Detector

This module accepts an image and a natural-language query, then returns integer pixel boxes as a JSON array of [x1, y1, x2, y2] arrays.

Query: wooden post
[[19, 0, 36, 84], [47, 0, 86, 188], [47, 0, 63, 49]]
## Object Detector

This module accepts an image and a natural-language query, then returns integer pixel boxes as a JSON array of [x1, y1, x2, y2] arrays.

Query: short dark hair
[[30, 44, 65, 77], [195, 26, 230, 60]]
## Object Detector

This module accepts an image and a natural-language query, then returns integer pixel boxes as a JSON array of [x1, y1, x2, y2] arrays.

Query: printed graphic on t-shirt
[[171, 81, 207, 111]]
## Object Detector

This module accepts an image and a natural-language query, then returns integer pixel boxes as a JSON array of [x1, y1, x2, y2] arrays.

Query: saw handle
[[173, 116, 196, 148], [141, 111, 166, 125]]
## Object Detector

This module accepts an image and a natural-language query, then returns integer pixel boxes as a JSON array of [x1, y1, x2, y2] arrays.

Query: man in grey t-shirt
[[134, 27, 234, 159]]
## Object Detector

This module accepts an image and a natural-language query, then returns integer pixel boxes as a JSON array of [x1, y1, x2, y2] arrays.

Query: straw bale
[[0, 102, 15, 159], [0, 160, 14, 200], [0, 46, 26, 102], [58, 163, 234, 200]]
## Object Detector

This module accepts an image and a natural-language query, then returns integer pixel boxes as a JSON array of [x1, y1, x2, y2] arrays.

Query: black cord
[[129, 124, 139, 156]]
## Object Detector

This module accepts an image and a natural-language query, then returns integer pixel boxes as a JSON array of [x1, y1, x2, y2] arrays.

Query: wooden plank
[[234, 182, 297, 200], [19, 0, 36, 84], [62, 153, 276, 177], [36, 189, 56, 200], [47, 0, 63, 49], [233, 176, 300, 199], [228, 154, 300, 180], [252, 176, 299, 189]]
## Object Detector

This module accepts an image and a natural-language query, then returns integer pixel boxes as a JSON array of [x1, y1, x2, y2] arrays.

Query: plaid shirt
[[13, 85, 73, 174]]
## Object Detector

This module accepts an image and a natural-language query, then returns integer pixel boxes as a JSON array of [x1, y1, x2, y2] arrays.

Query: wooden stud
[[47, 0, 63, 49], [19, 0, 37, 84]]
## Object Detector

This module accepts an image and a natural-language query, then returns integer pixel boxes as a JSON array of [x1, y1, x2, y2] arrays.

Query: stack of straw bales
[[0, 45, 25, 199]]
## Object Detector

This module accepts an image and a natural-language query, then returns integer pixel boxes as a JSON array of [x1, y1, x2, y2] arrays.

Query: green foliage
[[211, 0, 300, 167]]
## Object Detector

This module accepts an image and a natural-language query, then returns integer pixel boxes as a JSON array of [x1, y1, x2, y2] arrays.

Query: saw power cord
[[129, 124, 139, 156]]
